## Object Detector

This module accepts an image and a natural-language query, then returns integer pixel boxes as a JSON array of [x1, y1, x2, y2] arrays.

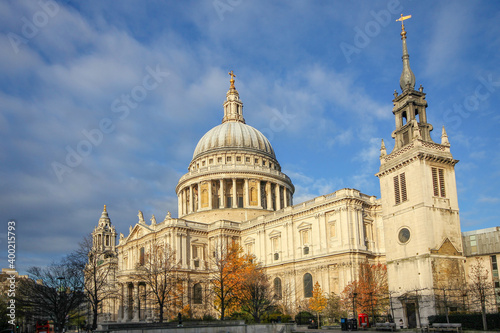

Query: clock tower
[[376, 16, 466, 328]]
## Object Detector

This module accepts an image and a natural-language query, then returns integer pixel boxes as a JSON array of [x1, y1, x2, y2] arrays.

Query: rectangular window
[[236, 156, 241, 162], [209, 159, 213, 164], [492, 255, 498, 277], [329, 222, 336, 238], [432, 167, 446, 197], [246, 243, 254, 254], [393, 172, 407, 204], [226, 156, 232, 162], [470, 235, 477, 253], [218, 157, 222, 163], [301, 230, 310, 245], [271, 237, 280, 255], [400, 173, 407, 202], [394, 175, 400, 204], [246, 157, 250, 163]]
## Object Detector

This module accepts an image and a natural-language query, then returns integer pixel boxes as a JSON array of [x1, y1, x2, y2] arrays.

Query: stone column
[[177, 233, 182, 267], [197, 184, 202, 212], [208, 180, 213, 209], [219, 179, 225, 208], [257, 180, 262, 208], [284, 188, 289, 207], [178, 193, 182, 217], [117, 283, 123, 322], [181, 189, 186, 215], [244, 178, 250, 207], [275, 185, 281, 210], [132, 283, 139, 321], [232, 178, 238, 208], [189, 185, 194, 213], [266, 182, 272, 210], [182, 233, 188, 268]]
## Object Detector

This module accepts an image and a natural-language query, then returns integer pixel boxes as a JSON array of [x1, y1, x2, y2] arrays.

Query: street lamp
[[57, 277, 65, 333], [352, 292, 358, 319]]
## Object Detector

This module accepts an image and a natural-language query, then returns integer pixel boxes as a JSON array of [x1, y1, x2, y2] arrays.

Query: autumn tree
[[355, 260, 389, 323], [64, 234, 118, 330], [468, 257, 494, 331], [209, 240, 247, 320], [340, 280, 359, 317], [134, 239, 182, 323], [308, 282, 327, 327], [237, 255, 274, 322], [17, 264, 84, 333], [323, 292, 345, 324]]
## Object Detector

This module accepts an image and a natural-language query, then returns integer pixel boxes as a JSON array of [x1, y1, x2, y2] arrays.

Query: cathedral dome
[[192, 121, 276, 161], [176, 72, 294, 223]]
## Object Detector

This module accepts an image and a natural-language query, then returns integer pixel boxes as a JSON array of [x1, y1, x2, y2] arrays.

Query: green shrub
[[295, 311, 314, 325]]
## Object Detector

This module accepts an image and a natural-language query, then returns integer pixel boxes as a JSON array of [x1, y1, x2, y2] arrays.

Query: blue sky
[[1, 1, 499, 272]]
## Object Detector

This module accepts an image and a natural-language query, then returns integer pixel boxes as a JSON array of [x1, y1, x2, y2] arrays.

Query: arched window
[[274, 277, 282, 300], [303, 273, 313, 298], [139, 247, 145, 266], [193, 283, 202, 304]]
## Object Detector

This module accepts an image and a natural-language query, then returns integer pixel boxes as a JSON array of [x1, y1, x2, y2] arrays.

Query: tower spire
[[397, 14, 416, 92], [222, 70, 245, 124]]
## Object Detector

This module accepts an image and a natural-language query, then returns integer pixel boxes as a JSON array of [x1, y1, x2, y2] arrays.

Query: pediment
[[244, 237, 255, 244], [269, 230, 281, 238], [297, 221, 312, 231], [127, 223, 152, 241], [431, 238, 462, 256]]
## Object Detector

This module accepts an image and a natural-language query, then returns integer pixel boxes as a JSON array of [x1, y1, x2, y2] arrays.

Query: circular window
[[398, 228, 411, 244]]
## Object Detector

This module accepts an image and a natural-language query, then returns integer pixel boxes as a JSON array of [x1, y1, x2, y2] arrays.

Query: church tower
[[92, 205, 117, 254], [376, 16, 466, 328]]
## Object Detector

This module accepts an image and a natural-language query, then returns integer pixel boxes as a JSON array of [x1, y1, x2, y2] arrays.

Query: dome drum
[[177, 176, 294, 223]]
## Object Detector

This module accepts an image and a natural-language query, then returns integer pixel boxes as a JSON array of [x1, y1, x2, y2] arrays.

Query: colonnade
[[117, 282, 149, 322], [178, 178, 293, 217]]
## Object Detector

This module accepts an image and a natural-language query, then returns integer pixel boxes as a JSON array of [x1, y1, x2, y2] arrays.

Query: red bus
[[35, 321, 54, 333]]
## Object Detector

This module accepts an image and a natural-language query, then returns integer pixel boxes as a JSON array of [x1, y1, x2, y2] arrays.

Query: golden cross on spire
[[103, 204, 107, 212], [396, 14, 411, 36], [228, 70, 236, 90]]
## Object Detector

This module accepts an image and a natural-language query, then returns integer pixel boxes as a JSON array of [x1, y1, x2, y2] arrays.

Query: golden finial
[[103, 204, 107, 212], [228, 70, 236, 90], [396, 14, 411, 38]]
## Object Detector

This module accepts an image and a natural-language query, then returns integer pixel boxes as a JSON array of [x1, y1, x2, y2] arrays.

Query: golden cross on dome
[[228, 70, 236, 89], [396, 14, 411, 33], [103, 204, 107, 212]]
